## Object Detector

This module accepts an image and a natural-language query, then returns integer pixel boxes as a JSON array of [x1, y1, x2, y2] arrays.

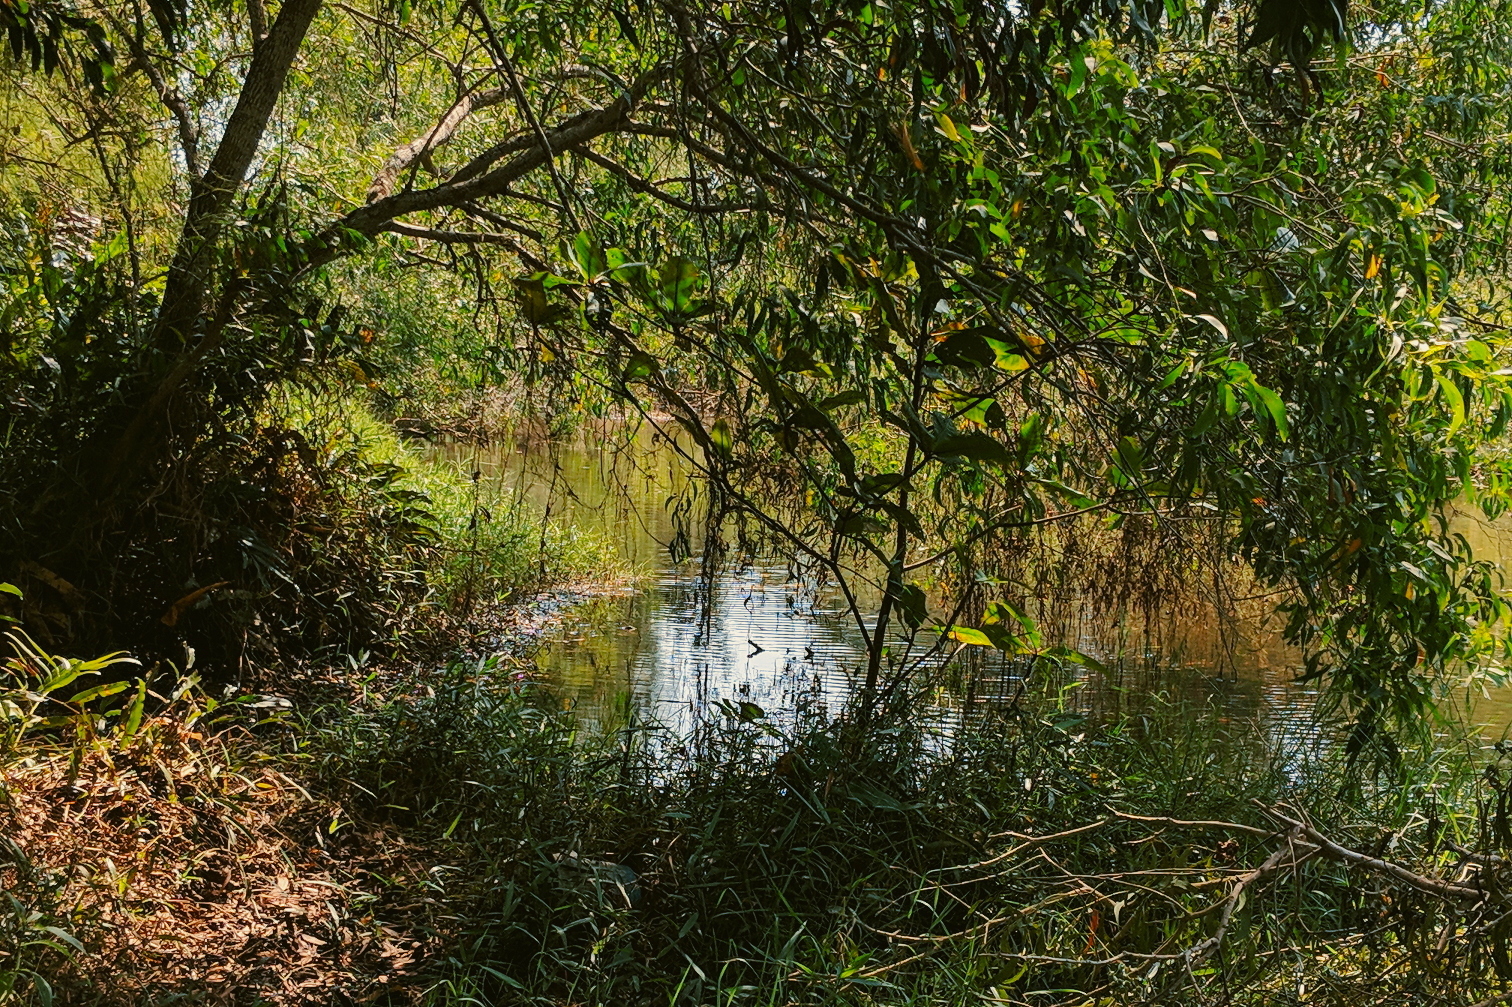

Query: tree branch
[[118, 46, 201, 179], [366, 86, 509, 202], [380, 221, 518, 245], [459, 201, 544, 241], [247, 0, 267, 43], [324, 95, 644, 250], [1261, 806, 1489, 903], [573, 145, 759, 214]]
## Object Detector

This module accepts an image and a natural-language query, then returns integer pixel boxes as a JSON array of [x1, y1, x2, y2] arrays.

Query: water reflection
[[433, 428, 1512, 742], [540, 563, 867, 735]]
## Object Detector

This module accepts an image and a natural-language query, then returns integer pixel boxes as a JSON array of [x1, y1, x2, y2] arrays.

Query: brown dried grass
[[1, 714, 453, 1006]]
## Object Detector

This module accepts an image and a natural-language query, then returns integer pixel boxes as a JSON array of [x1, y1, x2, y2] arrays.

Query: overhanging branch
[[380, 221, 518, 245], [366, 86, 509, 202]]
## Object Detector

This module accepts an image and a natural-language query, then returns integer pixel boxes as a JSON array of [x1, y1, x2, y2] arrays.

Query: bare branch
[[1110, 811, 1283, 840], [1260, 806, 1489, 903], [118, 50, 201, 179]]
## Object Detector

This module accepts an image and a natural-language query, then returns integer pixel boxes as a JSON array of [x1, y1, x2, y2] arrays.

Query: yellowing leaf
[[984, 338, 1029, 372]]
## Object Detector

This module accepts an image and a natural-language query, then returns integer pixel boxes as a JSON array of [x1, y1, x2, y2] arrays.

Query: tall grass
[[312, 663, 1512, 1006], [276, 387, 623, 612], [6, 631, 1510, 1005]]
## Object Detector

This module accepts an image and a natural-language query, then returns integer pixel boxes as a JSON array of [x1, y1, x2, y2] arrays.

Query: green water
[[433, 427, 1512, 740]]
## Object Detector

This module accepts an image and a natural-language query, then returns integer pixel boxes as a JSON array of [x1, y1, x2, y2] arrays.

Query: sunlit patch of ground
[[1, 712, 452, 1004]]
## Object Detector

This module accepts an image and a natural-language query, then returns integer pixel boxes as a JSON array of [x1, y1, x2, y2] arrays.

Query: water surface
[[434, 429, 1512, 742]]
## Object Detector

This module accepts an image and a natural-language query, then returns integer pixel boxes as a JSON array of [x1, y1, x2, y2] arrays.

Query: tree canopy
[[4, 0, 1512, 741]]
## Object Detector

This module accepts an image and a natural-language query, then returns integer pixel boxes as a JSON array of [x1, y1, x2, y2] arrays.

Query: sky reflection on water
[[434, 429, 1512, 747]]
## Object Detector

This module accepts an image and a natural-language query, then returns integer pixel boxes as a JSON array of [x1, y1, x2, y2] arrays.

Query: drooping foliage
[[2, 0, 1512, 738]]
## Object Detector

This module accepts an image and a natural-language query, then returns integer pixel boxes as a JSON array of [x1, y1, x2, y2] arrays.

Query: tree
[[2, 0, 1511, 742]]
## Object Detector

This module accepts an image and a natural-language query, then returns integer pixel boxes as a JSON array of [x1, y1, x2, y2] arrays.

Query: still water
[[436, 428, 1512, 741]]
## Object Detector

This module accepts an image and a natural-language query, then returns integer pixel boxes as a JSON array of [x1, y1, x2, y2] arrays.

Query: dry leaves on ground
[[1, 717, 455, 1006]]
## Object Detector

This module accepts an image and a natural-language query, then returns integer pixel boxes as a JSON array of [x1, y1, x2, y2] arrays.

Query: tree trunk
[[96, 0, 324, 498], [152, 0, 323, 354]]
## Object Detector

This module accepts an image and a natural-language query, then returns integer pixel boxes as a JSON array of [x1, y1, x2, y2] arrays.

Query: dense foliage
[[11, 4, 1512, 1004], [2, 0, 1512, 739]]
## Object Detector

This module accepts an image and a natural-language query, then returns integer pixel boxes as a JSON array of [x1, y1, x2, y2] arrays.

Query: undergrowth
[[0, 635, 490, 1006], [7, 634, 1512, 1006], [311, 667, 1512, 1007], [278, 389, 623, 612]]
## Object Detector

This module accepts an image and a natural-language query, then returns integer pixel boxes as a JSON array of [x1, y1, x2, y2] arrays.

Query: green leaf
[[817, 390, 866, 410], [932, 430, 1012, 466], [1248, 382, 1289, 440], [66, 680, 130, 705], [657, 256, 703, 314], [1436, 372, 1466, 435], [569, 231, 606, 279], [1043, 646, 1108, 673], [931, 330, 996, 369], [709, 418, 733, 457], [622, 351, 659, 381], [119, 678, 147, 748], [979, 599, 1042, 651], [893, 582, 928, 631], [716, 699, 765, 722], [41, 926, 84, 954], [1111, 436, 1144, 484]]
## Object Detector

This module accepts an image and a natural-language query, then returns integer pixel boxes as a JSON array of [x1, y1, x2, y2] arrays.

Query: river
[[434, 427, 1512, 743]]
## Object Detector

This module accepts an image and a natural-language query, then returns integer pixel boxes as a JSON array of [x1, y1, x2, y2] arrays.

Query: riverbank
[[7, 414, 1512, 1006], [6, 621, 1512, 1006]]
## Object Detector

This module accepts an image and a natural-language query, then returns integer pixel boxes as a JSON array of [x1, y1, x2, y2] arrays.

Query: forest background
[[7, 0, 1512, 1003]]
